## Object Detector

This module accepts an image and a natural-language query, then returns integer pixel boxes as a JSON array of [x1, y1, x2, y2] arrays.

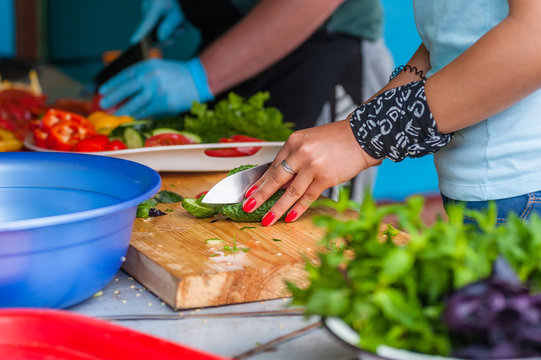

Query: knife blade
[[201, 163, 271, 204]]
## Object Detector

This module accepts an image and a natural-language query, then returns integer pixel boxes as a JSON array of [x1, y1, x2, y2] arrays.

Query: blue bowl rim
[[0, 152, 161, 232]]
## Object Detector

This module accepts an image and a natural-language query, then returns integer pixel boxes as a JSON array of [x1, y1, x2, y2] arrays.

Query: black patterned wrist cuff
[[349, 80, 453, 162]]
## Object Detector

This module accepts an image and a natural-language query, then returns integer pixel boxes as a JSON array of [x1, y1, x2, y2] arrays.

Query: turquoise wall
[[373, 0, 439, 201], [0, 0, 14, 57]]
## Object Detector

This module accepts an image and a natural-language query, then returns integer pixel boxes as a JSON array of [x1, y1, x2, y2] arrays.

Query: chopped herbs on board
[[136, 190, 183, 218]]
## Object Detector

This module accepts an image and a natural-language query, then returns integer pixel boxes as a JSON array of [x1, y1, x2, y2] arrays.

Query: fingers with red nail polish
[[243, 198, 257, 212], [285, 210, 297, 223], [245, 185, 258, 198], [261, 212, 275, 227]]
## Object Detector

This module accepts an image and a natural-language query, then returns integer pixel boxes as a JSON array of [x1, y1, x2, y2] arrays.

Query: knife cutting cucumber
[[182, 165, 284, 222]]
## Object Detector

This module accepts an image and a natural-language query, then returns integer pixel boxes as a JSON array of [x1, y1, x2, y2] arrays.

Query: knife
[[201, 163, 271, 204]]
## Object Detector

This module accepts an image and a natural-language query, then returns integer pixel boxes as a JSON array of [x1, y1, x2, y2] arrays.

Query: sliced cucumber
[[182, 198, 217, 218], [123, 127, 144, 148], [151, 128, 202, 143]]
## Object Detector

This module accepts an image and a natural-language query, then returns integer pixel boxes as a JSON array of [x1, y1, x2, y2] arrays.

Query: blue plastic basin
[[0, 152, 161, 308]]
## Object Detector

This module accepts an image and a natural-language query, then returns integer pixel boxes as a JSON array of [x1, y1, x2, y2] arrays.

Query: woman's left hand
[[242, 119, 381, 226]]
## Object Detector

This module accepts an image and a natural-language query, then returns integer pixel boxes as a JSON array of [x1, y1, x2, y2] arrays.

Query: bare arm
[[367, 43, 431, 101], [427, 0, 541, 134], [199, 0, 344, 95]]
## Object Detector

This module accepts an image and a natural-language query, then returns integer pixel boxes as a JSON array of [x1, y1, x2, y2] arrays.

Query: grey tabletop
[[69, 270, 358, 360]]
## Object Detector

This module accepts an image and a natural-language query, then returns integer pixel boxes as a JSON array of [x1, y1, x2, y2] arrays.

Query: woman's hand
[[242, 119, 381, 226]]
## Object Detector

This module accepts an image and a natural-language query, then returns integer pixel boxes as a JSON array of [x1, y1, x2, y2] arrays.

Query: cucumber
[[220, 190, 285, 222], [182, 198, 217, 218], [109, 120, 152, 140], [151, 128, 202, 143], [123, 127, 144, 148]]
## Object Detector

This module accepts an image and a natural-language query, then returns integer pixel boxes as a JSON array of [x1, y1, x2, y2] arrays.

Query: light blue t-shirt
[[414, 0, 541, 201]]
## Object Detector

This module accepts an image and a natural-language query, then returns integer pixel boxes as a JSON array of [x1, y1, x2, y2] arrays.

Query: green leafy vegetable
[[153, 190, 183, 203], [184, 92, 294, 143], [136, 198, 158, 218], [288, 189, 541, 356], [137, 190, 184, 218]]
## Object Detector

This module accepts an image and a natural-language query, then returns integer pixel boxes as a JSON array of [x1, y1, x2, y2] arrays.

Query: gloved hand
[[98, 58, 214, 119], [131, 0, 184, 44]]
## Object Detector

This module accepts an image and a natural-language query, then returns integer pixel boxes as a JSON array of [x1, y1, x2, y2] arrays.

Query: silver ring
[[280, 160, 296, 175]]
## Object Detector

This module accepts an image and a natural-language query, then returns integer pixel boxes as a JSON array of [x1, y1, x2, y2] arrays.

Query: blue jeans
[[441, 191, 541, 225]]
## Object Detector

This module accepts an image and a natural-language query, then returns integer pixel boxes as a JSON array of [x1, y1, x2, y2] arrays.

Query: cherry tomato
[[105, 139, 127, 151], [145, 133, 196, 147]]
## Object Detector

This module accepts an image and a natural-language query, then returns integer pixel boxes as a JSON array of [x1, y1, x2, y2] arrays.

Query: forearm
[[364, 43, 431, 102], [426, 0, 541, 134], [199, 0, 344, 95]]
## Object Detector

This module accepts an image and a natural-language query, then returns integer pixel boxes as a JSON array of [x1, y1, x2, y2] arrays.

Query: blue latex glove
[[98, 58, 214, 119], [131, 0, 184, 44]]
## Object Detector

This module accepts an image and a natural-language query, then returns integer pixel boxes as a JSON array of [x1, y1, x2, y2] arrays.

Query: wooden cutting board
[[122, 172, 407, 310]]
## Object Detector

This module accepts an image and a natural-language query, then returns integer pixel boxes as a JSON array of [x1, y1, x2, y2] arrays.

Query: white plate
[[24, 136, 284, 172]]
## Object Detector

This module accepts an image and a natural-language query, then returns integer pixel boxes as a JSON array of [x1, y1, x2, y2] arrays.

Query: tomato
[[229, 135, 264, 142], [73, 135, 109, 152], [105, 139, 127, 151], [46, 120, 96, 151], [205, 135, 263, 157], [145, 133, 196, 147]]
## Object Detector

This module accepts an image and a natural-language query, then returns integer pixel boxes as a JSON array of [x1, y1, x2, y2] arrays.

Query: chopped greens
[[205, 238, 224, 244], [136, 190, 183, 218], [136, 198, 158, 218], [272, 238, 282, 242], [240, 226, 256, 230], [153, 190, 183, 203]]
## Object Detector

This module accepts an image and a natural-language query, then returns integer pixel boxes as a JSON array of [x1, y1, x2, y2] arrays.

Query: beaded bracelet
[[389, 64, 427, 81]]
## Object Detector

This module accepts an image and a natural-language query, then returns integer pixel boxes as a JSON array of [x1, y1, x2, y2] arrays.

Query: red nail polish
[[245, 185, 258, 198], [262, 212, 275, 227], [285, 211, 297, 223], [243, 198, 257, 212]]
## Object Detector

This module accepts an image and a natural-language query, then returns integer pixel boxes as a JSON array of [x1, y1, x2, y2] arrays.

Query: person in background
[[99, 0, 394, 201], [243, 0, 541, 226]]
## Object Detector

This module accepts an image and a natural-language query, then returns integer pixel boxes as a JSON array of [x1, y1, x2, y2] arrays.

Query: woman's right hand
[[242, 119, 381, 226]]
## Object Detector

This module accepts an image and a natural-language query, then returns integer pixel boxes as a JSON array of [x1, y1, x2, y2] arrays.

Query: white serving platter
[[24, 136, 284, 172]]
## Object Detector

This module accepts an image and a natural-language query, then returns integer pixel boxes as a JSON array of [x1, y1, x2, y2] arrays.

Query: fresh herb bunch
[[288, 190, 541, 356], [184, 92, 294, 143]]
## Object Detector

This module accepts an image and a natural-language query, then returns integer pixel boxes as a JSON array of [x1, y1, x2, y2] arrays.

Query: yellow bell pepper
[[0, 128, 23, 151], [86, 112, 134, 135]]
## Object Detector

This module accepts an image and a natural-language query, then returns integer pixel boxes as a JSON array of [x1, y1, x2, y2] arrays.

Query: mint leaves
[[289, 191, 541, 356]]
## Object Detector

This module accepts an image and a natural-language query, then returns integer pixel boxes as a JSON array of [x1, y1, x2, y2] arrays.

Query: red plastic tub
[[0, 309, 230, 360]]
